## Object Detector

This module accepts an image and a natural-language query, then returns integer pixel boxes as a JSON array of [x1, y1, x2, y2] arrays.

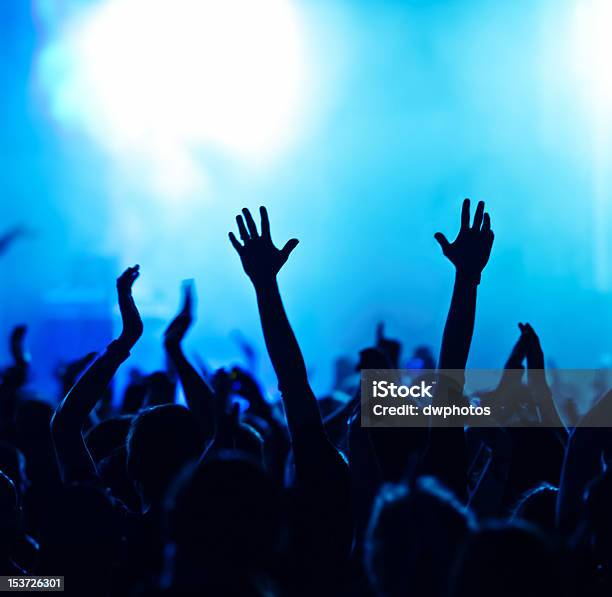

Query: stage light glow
[[571, 0, 612, 291], [571, 0, 612, 121], [36, 0, 309, 197]]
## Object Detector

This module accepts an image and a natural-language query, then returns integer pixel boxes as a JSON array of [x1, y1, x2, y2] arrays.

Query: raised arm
[[51, 265, 143, 484], [424, 200, 494, 499], [164, 280, 215, 441], [229, 207, 321, 436], [9, 325, 29, 371], [435, 198, 494, 373], [230, 207, 352, 563], [375, 322, 402, 369], [0, 325, 30, 426], [519, 322, 565, 430]]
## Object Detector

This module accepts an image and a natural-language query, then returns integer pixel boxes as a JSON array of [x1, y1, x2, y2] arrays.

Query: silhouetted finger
[[434, 232, 451, 255], [236, 215, 249, 242], [520, 323, 534, 346], [242, 208, 259, 237], [524, 323, 540, 343], [472, 201, 485, 230], [482, 212, 491, 232], [280, 238, 299, 262], [461, 198, 470, 231], [228, 232, 243, 254], [260, 206, 271, 239], [125, 264, 139, 277], [118, 265, 139, 289]]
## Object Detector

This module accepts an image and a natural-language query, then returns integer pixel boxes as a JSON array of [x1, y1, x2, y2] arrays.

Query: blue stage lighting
[[36, 0, 309, 198]]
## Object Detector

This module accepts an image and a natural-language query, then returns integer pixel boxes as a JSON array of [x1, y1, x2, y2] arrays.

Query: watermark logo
[[372, 380, 435, 399], [361, 369, 611, 428]]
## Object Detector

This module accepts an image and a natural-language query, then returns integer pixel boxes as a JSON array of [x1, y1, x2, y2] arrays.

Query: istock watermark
[[360, 369, 612, 428], [371, 380, 435, 399]]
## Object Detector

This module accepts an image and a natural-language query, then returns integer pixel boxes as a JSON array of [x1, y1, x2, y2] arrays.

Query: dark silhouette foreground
[[0, 201, 606, 596]]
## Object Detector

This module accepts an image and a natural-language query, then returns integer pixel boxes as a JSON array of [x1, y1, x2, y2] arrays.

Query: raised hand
[[52, 266, 142, 484], [10, 325, 29, 367], [116, 265, 143, 349], [494, 333, 526, 396], [434, 198, 494, 283], [518, 322, 545, 370], [518, 322, 564, 429], [163, 279, 215, 440], [375, 322, 401, 369], [164, 280, 195, 349], [504, 333, 526, 370], [229, 207, 299, 285], [518, 322, 552, 394], [1, 325, 30, 392], [228, 204, 350, 553]]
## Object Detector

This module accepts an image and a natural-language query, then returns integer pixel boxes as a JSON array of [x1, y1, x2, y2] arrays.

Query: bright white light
[[572, 0, 612, 120], [570, 0, 612, 291], [36, 0, 309, 197]]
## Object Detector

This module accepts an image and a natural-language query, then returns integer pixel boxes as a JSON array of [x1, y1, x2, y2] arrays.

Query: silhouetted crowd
[[0, 201, 609, 595]]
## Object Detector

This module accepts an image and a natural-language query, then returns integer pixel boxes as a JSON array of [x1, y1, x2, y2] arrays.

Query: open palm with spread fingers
[[229, 207, 299, 285], [435, 198, 494, 283]]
